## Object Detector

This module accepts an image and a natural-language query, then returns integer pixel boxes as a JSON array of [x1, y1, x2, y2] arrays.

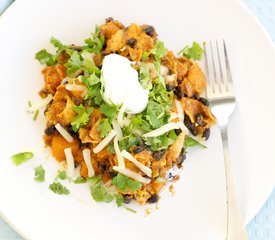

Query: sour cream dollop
[[101, 54, 149, 114]]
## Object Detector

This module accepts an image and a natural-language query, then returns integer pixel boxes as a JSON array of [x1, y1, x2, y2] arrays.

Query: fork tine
[[223, 40, 233, 84], [205, 40, 235, 101]]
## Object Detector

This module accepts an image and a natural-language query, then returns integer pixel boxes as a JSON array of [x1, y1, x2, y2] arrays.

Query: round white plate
[[0, 0, 275, 239]]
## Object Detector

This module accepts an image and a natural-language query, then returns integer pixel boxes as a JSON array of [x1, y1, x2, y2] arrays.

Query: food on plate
[[28, 18, 215, 206]]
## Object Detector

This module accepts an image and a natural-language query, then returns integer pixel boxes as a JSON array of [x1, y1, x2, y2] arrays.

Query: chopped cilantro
[[73, 176, 87, 184], [84, 25, 105, 53], [35, 49, 56, 66], [11, 152, 34, 166], [33, 110, 39, 121], [184, 136, 207, 149], [64, 51, 82, 76], [126, 207, 137, 214], [139, 63, 152, 90], [142, 40, 167, 87], [56, 170, 67, 180], [114, 194, 124, 207], [49, 182, 70, 195], [145, 130, 176, 151], [112, 173, 142, 191], [100, 104, 118, 122], [71, 105, 93, 132], [50, 37, 64, 50], [107, 144, 116, 154], [90, 177, 114, 202], [34, 165, 45, 182], [97, 119, 112, 138], [178, 41, 204, 60]]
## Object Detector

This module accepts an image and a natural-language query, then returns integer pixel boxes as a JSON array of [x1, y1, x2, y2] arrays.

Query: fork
[[203, 40, 248, 240]]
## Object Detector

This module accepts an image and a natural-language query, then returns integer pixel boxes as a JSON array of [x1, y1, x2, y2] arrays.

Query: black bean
[[143, 25, 155, 37], [110, 172, 117, 178], [72, 97, 82, 106], [174, 128, 182, 136], [202, 128, 210, 140], [98, 163, 107, 171], [67, 125, 75, 134], [44, 125, 56, 135], [195, 113, 205, 126], [177, 149, 186, 166], [152, 149, 166, 160], [123, 194, 132, 204], [184, 115, 198, 136], [80, 142, 90, 149], [199, 97, 209, 106], [174, 87, 184, 99], [105, 17, 114, 23], [192, 92, 199, 100], [147, 194, 159, 204], [126, 38, 137, 48], [133, 146, 144, 154], [166, 84, 174, 91]]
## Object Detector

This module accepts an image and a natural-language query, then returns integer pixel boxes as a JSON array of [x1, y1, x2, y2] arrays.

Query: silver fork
[[203, 40, 248, 240]]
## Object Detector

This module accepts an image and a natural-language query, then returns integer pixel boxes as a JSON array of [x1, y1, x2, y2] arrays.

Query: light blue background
[[0, 0, 275, 239]]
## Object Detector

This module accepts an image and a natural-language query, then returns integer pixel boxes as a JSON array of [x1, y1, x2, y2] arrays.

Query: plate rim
[[0, 0, 275, 239]]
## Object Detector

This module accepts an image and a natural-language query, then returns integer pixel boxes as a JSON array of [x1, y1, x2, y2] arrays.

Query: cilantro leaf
[[56, 170, 67, 180], [184, 136, 207, 149], [112, 173, 128, 190], [107, 144, 116, 154], [90, 179, 114, 203], [112, 173, 142, 191], [114, 194, 124, 207], [84, 25, 105, 53], [179, 41, 204, 60], [64, 51, 82, 76], [81, 75, 103, 106], [150, 40, 167, 61], [50, 37, 64, 50], [73, 176, 87, 184], [100, 104, 118, 122], [139, 63, 152, 90], [34, 165, 45, 182], [35, 49, 56, 66], [97, 119, 112, 138], [49, 182, 70, 195], [145, 130, 177, 151], [11, 152, 34, 166], [71, 104, 93, 132], [127, 178, 142, 191]]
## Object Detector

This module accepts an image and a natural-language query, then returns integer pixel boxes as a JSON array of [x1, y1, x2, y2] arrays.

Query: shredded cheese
[[82, 149, 94, 177], [93, 130, 117, 154], [113, 166, 151, 184], [55, 123, 74, 143], [27, 94, 53, 113], [64, 148, 74, 178], [112, 119, 123, 140], [121, 150, 152, 177], [143, 122, 180, 138], [65, 84, 88, 92], [175, 99, 184, 123], [114, 136, 125, 168], [60, 77, 68, 85], [177, 122, 189, 134]]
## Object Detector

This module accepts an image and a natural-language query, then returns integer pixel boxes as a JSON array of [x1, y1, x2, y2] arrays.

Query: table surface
[[0, 0, 275, 239]]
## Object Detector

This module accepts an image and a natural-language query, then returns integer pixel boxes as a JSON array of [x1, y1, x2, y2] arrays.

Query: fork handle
[[221, 131, 249, 240]]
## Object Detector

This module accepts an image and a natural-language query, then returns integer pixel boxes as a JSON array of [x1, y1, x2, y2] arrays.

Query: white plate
[[0, 0, 275, 239]]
